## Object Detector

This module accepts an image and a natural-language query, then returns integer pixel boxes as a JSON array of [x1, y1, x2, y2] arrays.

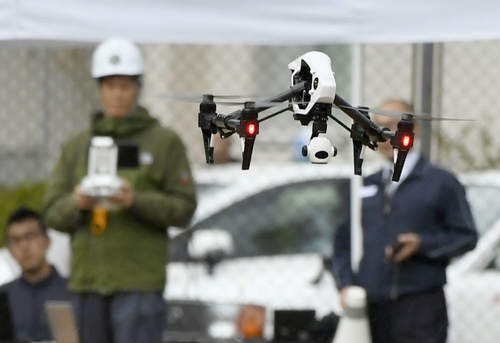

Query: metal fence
[[3, 41, 500, 186], [0, 40, 500, 343], [0, 43, 356, 186]]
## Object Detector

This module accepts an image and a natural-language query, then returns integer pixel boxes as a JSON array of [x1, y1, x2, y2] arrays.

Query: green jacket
[[43, 107, 197, 294]]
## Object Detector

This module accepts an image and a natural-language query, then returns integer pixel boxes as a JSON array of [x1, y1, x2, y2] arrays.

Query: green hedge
[[0, 181, 47, 247]]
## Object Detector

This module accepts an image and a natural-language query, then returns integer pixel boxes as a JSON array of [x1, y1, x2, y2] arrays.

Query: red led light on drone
[[246, 123, 257, 136], [401, 134, 412, 147]]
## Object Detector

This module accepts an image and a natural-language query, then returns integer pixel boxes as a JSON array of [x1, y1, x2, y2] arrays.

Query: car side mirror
[[188, 229, 234, 274]]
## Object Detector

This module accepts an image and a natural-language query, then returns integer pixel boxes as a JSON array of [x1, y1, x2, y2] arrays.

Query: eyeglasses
[[7, 231, 45, 247]]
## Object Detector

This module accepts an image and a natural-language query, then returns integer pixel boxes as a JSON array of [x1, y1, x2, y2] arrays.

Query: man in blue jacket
[[332, 100, 477, 343]]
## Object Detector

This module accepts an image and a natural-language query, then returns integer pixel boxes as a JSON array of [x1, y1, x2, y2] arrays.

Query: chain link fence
[[0, 43, 355, 186], [5, 41, 499, 185], [1, 41, 500, 343]]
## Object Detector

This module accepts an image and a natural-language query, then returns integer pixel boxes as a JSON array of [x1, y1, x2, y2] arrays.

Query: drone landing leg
[[352, 140, 363, 175], [392, 149, 409, 182], [201, 129, 214, 164], [241, 137, 255, 170]]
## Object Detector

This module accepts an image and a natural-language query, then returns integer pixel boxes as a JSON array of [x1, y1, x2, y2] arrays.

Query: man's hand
[[108, 179, 136, 209], [340, 287, 351, 309], [73, 185, 98, 210], [385, 233, 421, 263]]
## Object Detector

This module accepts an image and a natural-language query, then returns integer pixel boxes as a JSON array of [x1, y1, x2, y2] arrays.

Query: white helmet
[[91, 37, 144, 79]]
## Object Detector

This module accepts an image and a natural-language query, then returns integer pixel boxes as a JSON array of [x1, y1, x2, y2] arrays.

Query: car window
[[170, 179, 500, 262], [171, 178, 349, 261], [465, 185, 500, 237], [484, 241, 500, 270]]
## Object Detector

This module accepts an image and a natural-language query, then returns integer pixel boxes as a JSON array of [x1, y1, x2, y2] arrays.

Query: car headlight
[[236, 305, 266, 339], [166, 301, 267, 341], [207, 304, 266, 340]]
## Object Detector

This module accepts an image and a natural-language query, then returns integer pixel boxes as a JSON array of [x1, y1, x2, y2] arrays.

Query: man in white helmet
[[43, 37, 197, 343]]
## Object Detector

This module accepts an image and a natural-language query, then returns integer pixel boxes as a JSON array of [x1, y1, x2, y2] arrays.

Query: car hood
[[166, 252, 342, 318]]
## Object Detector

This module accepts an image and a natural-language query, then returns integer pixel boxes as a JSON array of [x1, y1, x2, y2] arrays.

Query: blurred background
[[2, 3, 500, 342], [2, 40, 500, 248], [1, 42, 499, 184]]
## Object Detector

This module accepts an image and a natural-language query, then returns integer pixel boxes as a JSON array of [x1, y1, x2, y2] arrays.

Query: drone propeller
[[337, 105, 473, 122], [185, 101, 291, 109], [162, 93, 320, 109], [197, 100, 250, 106], [160, 93, 265, 103]]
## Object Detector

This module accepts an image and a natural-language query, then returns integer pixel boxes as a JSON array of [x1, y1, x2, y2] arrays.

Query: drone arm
[[258, 106, 292, 123], [224, 81, 311, 119], [206, 82, 310, 170], [333, 94, 392, 142], [256, 81, 311, 110], [334, 94, 418, 180], [198, 112, 241, 165], [212, 114, 240, 131]]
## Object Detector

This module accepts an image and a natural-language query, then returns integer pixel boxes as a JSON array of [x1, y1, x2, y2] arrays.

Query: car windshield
[[170, 178, 349, 261], [169, 176, 500, 262]]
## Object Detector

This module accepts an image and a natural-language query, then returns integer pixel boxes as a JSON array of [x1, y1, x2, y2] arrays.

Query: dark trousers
[[72, 292, 166, 343], [367, 288, 448, 343]]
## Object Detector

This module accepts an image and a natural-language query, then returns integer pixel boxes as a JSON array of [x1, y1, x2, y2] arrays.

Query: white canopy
[[1, 0, 499, 45]]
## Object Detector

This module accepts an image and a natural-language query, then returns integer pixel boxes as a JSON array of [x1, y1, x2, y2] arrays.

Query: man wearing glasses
[[0, 207, 72, 342]]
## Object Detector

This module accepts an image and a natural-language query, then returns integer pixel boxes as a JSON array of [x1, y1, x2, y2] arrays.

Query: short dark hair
[[7, 207, 46, 234]]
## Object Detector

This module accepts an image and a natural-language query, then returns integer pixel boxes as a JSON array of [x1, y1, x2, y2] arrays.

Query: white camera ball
[[302, 136, 337, 164]]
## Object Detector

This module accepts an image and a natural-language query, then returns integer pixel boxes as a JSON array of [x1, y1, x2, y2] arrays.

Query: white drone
[[192, 50, 435, 181]]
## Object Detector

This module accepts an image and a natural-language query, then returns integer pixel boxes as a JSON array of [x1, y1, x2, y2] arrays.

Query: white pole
[[350, 44, 363, 273]]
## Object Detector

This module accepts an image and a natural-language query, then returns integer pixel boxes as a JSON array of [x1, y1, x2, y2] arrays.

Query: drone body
[[288, 51, 337, 115], [195, 51, 423, 181]]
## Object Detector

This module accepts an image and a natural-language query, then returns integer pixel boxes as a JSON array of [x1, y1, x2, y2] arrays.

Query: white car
[[165, 163, 500, 343], [1, 163, 500, 343], [166, 163, 355, 342], [446, 171, 500, 343]]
